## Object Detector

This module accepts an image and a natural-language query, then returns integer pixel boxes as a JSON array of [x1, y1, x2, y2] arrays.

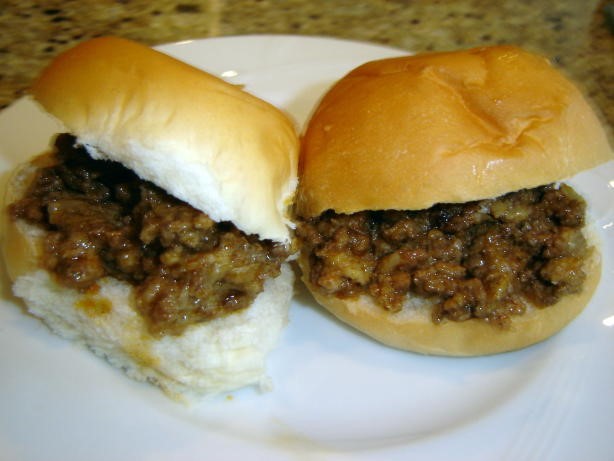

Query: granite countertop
[[1, 0, 612, 134]]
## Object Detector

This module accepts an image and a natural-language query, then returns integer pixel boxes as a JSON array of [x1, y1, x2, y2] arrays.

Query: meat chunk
[[297, 184, 589, 328], [9, 134, 289, 336]]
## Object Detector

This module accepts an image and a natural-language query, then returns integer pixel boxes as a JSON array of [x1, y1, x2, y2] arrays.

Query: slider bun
[[296, 45, 611, 356], [3, 158, 294, 399], [298, 249, 601, 356], [297, 45, 612, 217], [31, 37, 298, 243]]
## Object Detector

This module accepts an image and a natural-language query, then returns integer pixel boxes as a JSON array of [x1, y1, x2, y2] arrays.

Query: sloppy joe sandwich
[[2, 37, 299, 399], [295, 45, 612, 356]]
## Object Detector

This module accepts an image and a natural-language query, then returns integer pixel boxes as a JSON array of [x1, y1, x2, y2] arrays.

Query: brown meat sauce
[[9, 134, 289, 337], [297, 184, 590, 328]]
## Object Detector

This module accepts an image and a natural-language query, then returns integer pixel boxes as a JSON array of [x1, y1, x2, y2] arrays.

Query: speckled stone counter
[[1, 0, 612, 133]]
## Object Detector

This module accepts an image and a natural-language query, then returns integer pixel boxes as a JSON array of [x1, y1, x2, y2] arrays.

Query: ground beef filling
[[297, 184, 589, 328], [9, 134, 289, 337]]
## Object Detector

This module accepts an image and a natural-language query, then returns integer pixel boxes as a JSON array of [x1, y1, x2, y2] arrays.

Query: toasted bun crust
[[31, 37, 298, 243], [298, 249, 601, 356], [2, 158, 294, 399], [297, 45, 612, 217]]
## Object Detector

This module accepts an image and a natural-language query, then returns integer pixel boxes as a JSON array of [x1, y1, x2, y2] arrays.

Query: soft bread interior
[[11, 263, 293, 400]]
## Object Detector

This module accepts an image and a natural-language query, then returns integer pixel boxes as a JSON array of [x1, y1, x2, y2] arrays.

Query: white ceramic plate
[[0, 35, 612, 461]]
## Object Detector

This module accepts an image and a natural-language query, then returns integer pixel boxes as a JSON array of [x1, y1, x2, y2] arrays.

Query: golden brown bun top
[[30, 37, 298, 243], [297, 45, 613, 217]]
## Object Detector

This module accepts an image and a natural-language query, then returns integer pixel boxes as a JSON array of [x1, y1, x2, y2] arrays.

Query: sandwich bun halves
[[296, 45, 612, 356], [2, 37, 299, 399]]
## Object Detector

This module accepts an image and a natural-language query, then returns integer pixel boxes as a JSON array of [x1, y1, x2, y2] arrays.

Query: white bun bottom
[[12, 263, 293, 400]]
